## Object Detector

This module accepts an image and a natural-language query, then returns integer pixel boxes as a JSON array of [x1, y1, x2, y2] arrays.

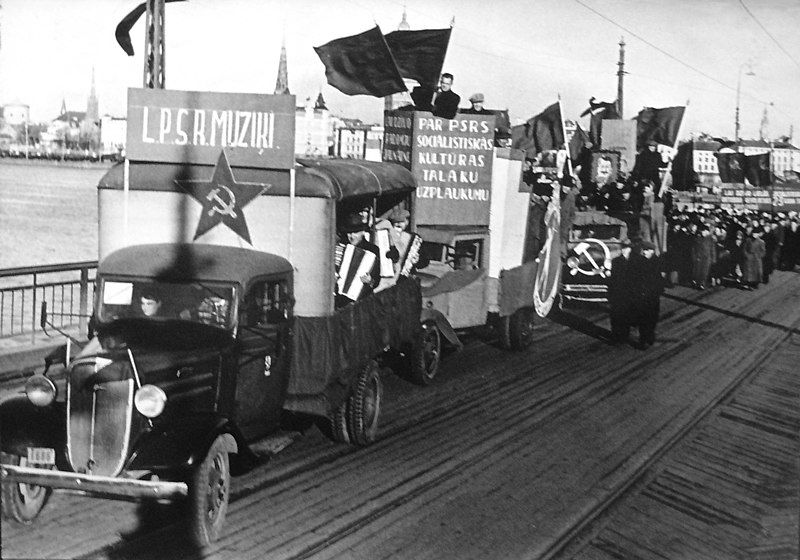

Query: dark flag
[[314, 26, 406, 97], [511, 102, 564, 155], [580, 97, 619, 147], [635, 106, 685, 150], [115, 0, 185, 56], [744, 152, 772, 187], [384, 28, 451, 87], [715, 152, 746, 183], [669, 141, 695, 191], [569, 123, 590, 162]]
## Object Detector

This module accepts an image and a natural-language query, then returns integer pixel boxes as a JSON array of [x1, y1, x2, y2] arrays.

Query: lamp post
[[734, 63, 755, 141]]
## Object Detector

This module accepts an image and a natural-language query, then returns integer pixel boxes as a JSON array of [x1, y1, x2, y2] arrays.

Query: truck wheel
[[347, 360, 383, 446], [0, 452, 51, 524], [499, 307, 535, 351], [187, 436, 230, 547], [407, 321, 441, 386], [316, 395, 351, 444]]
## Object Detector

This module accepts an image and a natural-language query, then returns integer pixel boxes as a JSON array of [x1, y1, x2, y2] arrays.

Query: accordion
[[397, 233, 423, 278], [336, 244, 377, 301], [368, 229, 395, 278]]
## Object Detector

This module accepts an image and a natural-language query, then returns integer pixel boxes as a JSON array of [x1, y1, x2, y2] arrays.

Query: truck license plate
[[26, 447, 55, 466]]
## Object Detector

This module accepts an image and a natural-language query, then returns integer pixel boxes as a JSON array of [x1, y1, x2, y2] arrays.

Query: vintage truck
[[0, 155, 428, 546], [383, 111, 563, 382]]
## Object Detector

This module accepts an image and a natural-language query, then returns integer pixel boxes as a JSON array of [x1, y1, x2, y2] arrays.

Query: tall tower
[[384, 7, 412, 112], [759, 104, 770, 141], [616, 37, 625, 117], [86, 67, 100, 122], [274, 39, 290, 95]]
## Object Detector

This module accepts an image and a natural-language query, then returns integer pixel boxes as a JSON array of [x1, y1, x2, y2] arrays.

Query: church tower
[[384, 7, 412, 112], [274, 39, 290, 95], [86, 67, 100, 122]]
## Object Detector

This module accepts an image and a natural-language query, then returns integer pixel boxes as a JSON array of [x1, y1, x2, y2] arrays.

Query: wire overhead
[[738, 0, 800, 71]]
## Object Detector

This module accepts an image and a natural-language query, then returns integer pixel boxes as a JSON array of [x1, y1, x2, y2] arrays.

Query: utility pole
[[142, 0, 166, 89], [616, 37, 625, 117]]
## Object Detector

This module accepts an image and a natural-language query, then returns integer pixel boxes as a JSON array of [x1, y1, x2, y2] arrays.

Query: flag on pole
[[115, 0, 185, 56], [715, 152, 746, 183], [511, 102, 564, 155], [384, 28, 451, 87], [635, 106, 686, 149], [568, 123, 590, 162], [744, 153, 772, 186], [314, 26, 406, 97], [580, 97, 619, 147], [669, 141, 695, 191]]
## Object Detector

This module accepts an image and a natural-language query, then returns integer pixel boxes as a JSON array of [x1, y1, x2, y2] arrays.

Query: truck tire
[[0, 452, 51, 524], [187, 436, 230, 547], [499, 307, 535, 351], [407, 321, 441, 386], [346, 360, 383, 446]]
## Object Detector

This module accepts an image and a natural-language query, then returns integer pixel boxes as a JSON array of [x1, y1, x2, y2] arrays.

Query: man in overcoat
[[628, 241, 664, 348]]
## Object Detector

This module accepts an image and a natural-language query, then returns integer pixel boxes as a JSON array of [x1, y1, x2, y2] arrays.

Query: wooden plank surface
[[2, 271, 799, 560]]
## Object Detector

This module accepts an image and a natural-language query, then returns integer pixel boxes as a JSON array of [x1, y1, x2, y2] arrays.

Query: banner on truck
[[384, 110, 495, 226], [126, 88, 296, 170]]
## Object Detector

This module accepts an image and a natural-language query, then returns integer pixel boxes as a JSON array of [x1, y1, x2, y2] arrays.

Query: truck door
[[234, 278, 292, 440]]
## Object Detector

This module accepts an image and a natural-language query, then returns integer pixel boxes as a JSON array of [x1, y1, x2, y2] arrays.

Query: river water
[[0, 160, 108, 269]]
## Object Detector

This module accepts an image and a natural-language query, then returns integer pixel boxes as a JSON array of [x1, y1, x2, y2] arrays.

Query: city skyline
[[1, 0, 798, 141]]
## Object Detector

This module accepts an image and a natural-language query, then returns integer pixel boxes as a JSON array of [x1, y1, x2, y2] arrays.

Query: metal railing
[[0, 261, 97, 343]]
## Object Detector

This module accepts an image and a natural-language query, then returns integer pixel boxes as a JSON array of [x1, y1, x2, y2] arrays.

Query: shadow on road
[[662, 292, 800, 336], [548, 306, 615, 344]]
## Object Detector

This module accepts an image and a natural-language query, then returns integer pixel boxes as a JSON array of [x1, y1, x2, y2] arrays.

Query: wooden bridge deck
[[1, 270, 799, 560]]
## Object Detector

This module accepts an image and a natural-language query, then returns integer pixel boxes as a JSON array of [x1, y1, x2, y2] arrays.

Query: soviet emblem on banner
[[176, 150, 270, 244]]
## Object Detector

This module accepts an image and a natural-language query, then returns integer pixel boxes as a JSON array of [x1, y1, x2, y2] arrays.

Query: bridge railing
[[0, 262, 97, 343]]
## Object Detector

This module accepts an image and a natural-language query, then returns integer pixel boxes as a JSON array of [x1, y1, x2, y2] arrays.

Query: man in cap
[[335, 208, 382, 307], [462, 93, 492, 115], [627, 239, 664, 348], [608, 236, 636, 344]]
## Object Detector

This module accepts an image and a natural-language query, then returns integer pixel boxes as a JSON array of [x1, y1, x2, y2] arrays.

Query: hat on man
[[640, 240, 656, 250], [388, 207, 410, 224], [469, 93, 484, 104], [340, 211, 370, 233]]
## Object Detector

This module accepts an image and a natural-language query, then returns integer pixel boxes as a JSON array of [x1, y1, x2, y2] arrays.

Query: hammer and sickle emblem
[[206, 185, 238, 218], [567, 239, 612, 278]]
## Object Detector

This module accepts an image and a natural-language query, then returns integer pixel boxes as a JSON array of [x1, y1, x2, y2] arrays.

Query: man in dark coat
[[432, 73, 460, 119], [608, 237, 635, 344], [628, 240, 664, 348]]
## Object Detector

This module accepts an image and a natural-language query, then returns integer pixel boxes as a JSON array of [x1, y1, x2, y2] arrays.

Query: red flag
[[669, 142, 696, 191], [314, 26, 406, 97], [744, 153, 772, 186], [511, 103, 564, 155], [580, 97, 619, 147], [115, 0, 185, 56], [635, 106, 685, 150], [384, 28, 451, 87], [715, 152, 746, 183]]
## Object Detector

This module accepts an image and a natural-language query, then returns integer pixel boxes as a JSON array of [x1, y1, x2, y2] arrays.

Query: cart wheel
[[347, 360, 383, 446], [187, 436, 230, 547], [499, 307, 535, 351], [407, 321, 441, 386], [0, 452, 51, 524]]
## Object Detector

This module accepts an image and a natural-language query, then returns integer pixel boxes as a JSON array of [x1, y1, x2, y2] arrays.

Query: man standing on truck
[[432, 73, 460, 119]]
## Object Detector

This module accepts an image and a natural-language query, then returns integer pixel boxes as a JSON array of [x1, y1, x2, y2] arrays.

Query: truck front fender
[[0, 395, 67, 464], [420, 308, 461, 348]]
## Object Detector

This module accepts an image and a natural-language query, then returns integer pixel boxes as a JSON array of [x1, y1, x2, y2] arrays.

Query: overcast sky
[[1, 0, 798, 141]]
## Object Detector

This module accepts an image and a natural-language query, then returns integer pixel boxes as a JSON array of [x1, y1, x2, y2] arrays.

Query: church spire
[[86, 66, 99, 122], [397, 6, 410, 30], [274, 38, 290, 95]]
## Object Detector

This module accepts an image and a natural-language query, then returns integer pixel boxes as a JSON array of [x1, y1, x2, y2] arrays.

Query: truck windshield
[[96, 278, 236, 329]]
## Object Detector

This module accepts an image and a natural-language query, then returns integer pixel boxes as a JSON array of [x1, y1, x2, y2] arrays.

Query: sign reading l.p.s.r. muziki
[[126, 88, 296, 170]]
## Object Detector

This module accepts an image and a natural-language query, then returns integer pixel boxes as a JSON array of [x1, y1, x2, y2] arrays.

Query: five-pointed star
[[176, 150, 269, 244]]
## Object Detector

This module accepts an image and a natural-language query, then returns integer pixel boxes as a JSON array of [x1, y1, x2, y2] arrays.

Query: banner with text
[[126, 88, 296, 169], [384, 110, 495, 226], [720, 185, 800, 211]]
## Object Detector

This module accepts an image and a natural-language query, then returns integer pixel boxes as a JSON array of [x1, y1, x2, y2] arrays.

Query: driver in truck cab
[[139, 290, 163, 317]]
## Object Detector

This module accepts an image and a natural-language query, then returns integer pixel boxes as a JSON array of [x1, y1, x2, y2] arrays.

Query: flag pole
[[658, 99, 690, 199], [557, 94, 573, 176]]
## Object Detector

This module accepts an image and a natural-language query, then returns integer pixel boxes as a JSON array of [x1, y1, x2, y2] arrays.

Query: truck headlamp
[[25, 375, 57, 407], [134, 384, 167, 418]]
